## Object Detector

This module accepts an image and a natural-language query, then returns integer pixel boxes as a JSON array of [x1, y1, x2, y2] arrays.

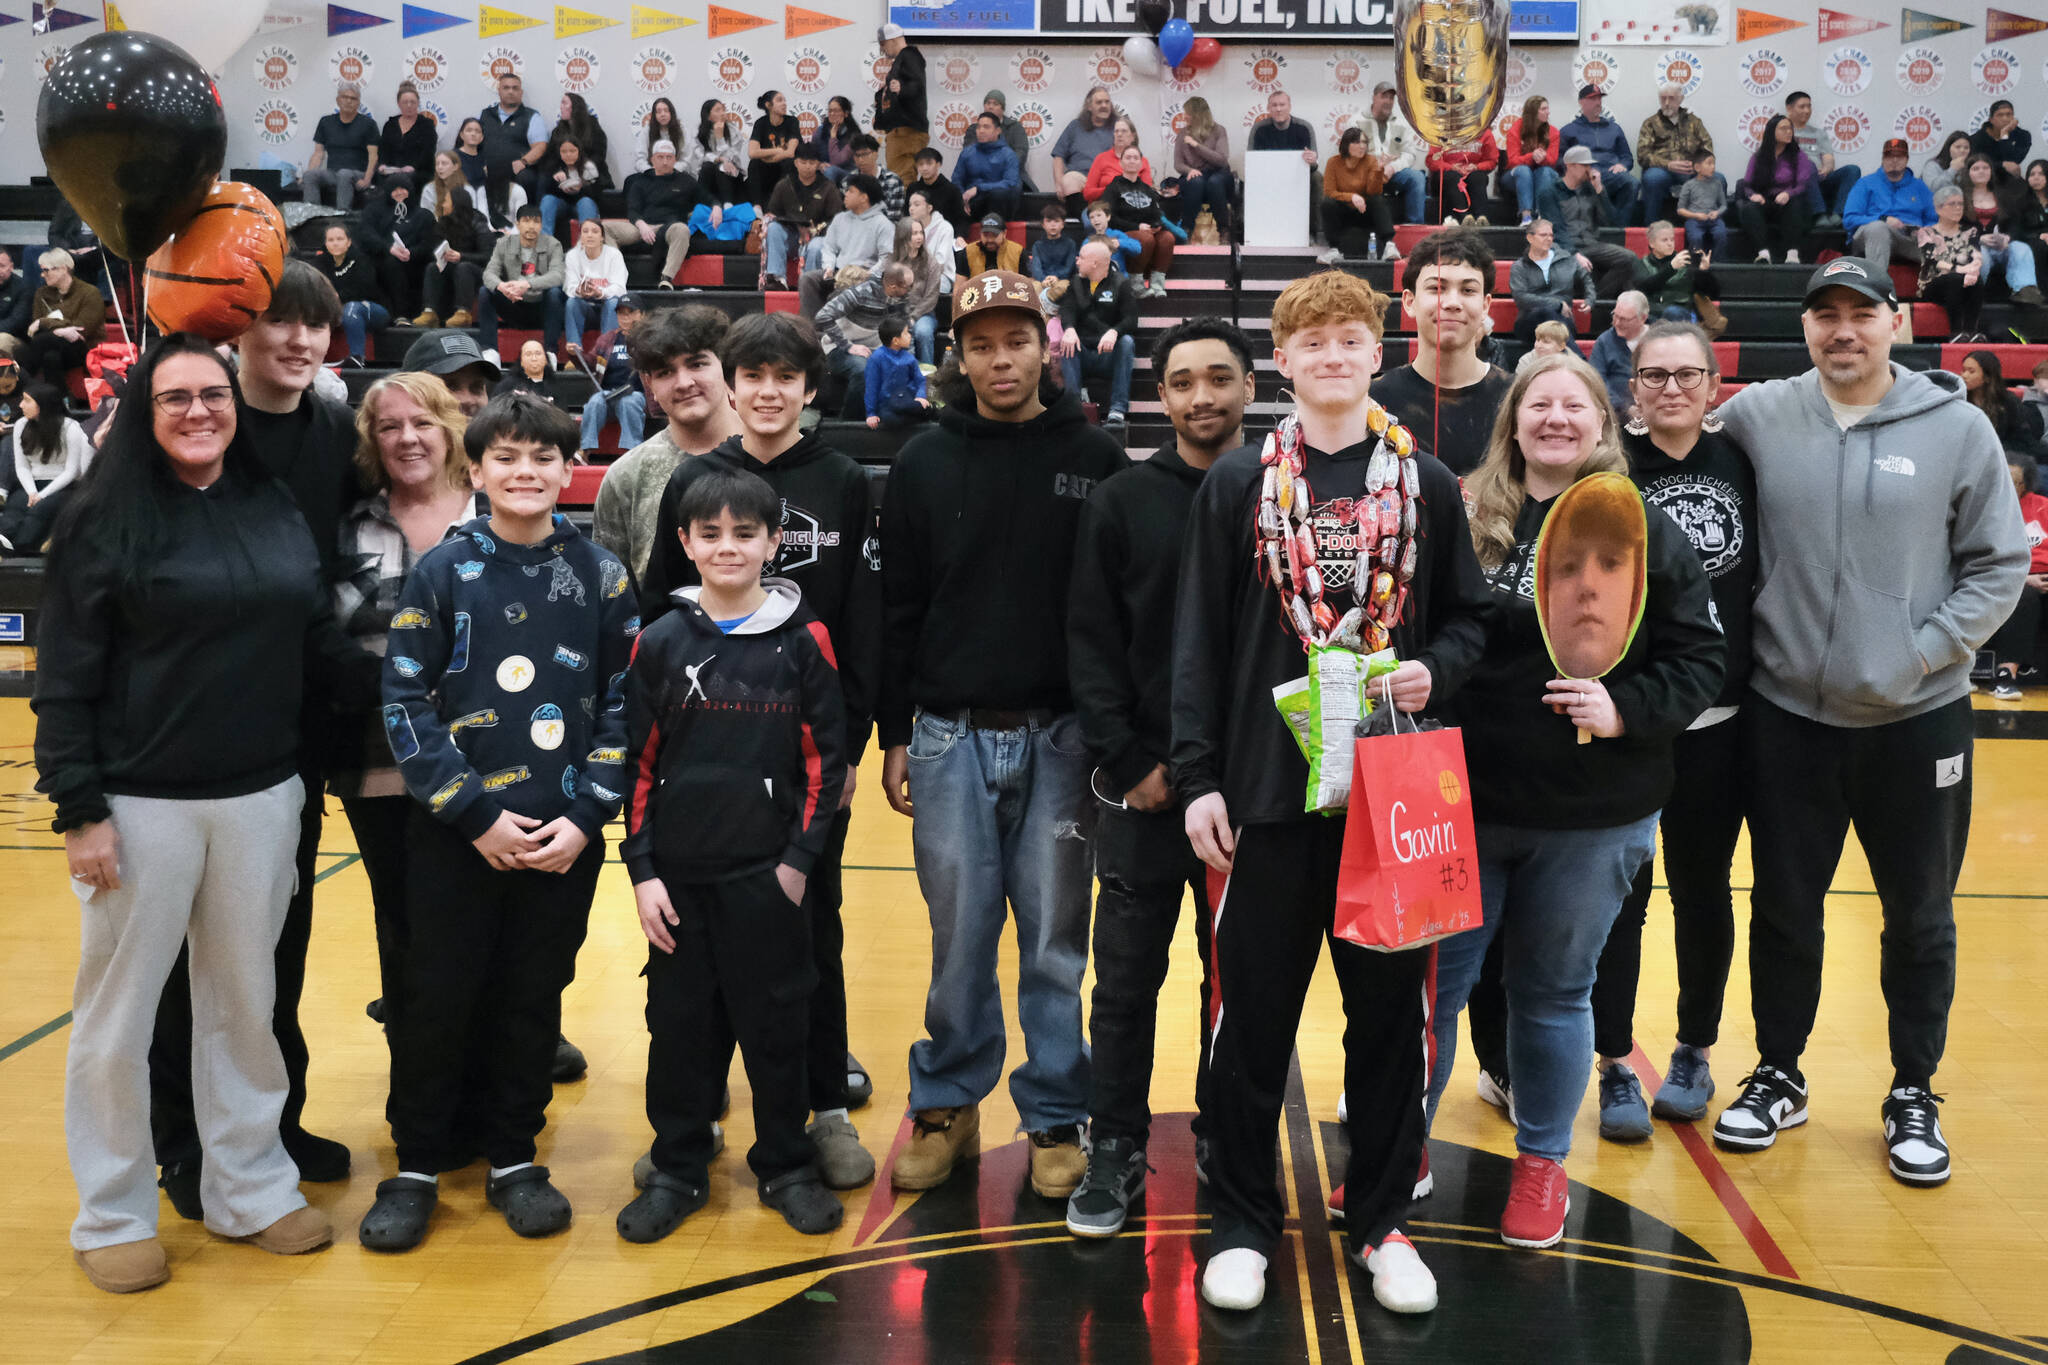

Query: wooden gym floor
[[1, 687, 2046, 1364]]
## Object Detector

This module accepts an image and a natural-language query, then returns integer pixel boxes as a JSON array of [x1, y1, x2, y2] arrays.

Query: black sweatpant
[[1592, 713, 1745, 1057], [1321, 196, 1393, 257], [387, 808, 603, 1173], [646, 866, 817, 1185], [1744, 692, 1972, 1092], [341, 794, 412, 1020], [1087, 801, 1213, 1149], [1208, 819, 1430, 1255], [1990, 586, 2042, 671], [806, 808, 854, 1113], [150, 762, 322, 1166]]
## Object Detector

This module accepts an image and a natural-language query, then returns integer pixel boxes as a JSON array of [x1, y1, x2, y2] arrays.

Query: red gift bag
[[1334, 723, 1483, 951]]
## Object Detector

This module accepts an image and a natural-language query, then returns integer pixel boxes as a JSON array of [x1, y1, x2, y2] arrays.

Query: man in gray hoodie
[[1710, 257, 2027, 1187], [799, 175, 897, 317]]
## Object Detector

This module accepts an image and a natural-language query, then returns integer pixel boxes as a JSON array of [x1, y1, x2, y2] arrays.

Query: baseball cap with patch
[[1802, 256, 1898, 309], [980, 212, 1006, 231], [951, 269, 1045, 328], [401, 329, 503, 380], [1882, 137, 1910, 156]]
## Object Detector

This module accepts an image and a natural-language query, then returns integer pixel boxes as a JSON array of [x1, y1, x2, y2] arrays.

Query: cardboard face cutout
[[1535, 470, 1648, 683]]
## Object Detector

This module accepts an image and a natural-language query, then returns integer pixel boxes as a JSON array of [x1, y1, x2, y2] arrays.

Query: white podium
[[1243, 149, 1313, 248]]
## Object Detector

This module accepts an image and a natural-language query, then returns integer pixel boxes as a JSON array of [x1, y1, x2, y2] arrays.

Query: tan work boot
[[892, 1105, 979, 1190], [1694, 295, 1729, 339], [240, 1205, 333, 1255], [446, 309, 474, 328], [1028, 1125, 1087, 1199], [410, 308, 440, 328], [74, 1238, 169, 1293]]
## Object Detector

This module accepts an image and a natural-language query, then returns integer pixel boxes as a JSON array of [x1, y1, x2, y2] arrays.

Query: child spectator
[[865, 314, 929, 428], [1675, 152, 1729, 257], [2025, 358, 2048, 429], [1514, 318, 1572, 373], [616, 465, 849, 1242], [1641, 218, 1726, 335], [358, 394, 636, 1253], [1085, 201, 1142, 273], [1028, 204, 1079, 302]]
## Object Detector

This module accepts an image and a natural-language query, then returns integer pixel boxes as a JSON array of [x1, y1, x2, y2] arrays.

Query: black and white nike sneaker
[[1712, 1066, 1809, 1151], [1881, 1088, 1951, 1185]]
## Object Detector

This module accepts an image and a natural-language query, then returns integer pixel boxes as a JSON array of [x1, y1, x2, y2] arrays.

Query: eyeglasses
[[152, 386, 235, 415], [1634, 366, 1709, 391]]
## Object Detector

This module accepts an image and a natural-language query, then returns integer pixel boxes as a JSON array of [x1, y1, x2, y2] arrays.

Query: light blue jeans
[[912, 311, 938, 365], [579, 389, 645, 453], [1985, 239, 2039, 292], [341, 301, 390, 359], [540, 193, 598, 236], [762, 219, 801, 280], [1427, 813, 1660, 1161], [1506, 163, 1560, 215], [564, 293, 620, 344], [904, 710, 1094, 1130], [1386, 167, 1426, 224]]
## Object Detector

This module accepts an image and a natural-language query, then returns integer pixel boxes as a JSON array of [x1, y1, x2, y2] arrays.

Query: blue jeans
[[1805, 164, 1862, 217], [912, 311, 937, 366], [1427, 813, 1660, 1162], [564, 293, 619, 343], [826, 347, 868, 418], [904, 710, 1093, 1130], [1506, 163, 1560, 215], [762, 220, 800, 280], [341, 300, 390, 359], [1060, 334, 1136, 418], [579, 389, 645, 453], [1684, 217, 1728, 256], [540, 193, 598, 236], [1176, 166, 1236, 230], [1599, 170, 1641, 224], [801, 238, 827, 273], [1385, 167, 1426, 224], [1641, 167, 1694, 225], [1986, 239, 2039, 291]]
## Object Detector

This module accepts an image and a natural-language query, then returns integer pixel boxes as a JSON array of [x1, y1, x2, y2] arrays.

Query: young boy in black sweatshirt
[[617, 465, 849, 1242], [359, 393, 637, 1252], [642, 311, 882, 1192]]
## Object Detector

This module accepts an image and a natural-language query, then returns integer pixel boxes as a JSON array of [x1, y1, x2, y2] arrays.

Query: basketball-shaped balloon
[[144, 181, 287, 341]]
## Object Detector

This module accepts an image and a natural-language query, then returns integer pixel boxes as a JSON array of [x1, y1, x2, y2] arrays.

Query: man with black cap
[[1559, 83, 1639, 223], [961, 213, 1023, 279], [1710, 257, 2027, 1186], [400, 328, 502, 420], [872, 24, 929, 181], [878, 269, 1128, 1200]]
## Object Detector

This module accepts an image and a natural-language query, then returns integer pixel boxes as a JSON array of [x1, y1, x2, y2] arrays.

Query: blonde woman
[[1174, 96, 1234, 235], [1429, 352, 1722, 1252], [330, 373, 480, 1045]]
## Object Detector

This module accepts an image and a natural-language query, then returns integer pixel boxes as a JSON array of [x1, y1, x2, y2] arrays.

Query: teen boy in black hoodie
[[358, 394, 637, 1252], [616, 465, 849, 1243], [1063, 317, 1255, 1240], [1173, 270, 1494, 1316], [878, 269, 1129, 1200], [641, 312, 882, 1188]]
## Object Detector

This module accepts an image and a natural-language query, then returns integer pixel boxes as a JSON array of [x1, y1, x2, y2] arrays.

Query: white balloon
[[115, 0, 266, 75], [1122, 35, 1165, 81]]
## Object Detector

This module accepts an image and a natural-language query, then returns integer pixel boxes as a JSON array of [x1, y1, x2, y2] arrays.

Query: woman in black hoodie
[[1427, 351, 1722, 1253], [413, 151, 490, 329], [33, 335, 376, 1294], [316, 223, 388, 364]]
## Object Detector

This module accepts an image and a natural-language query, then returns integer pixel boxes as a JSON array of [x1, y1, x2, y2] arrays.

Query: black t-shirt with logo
[[1625, 427, 1756, 707]]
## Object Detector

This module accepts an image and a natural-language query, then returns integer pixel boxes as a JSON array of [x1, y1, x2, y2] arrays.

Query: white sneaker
[[1785, 249, 1801, 264], [1381, 241, 1402, 262], [1476, 1069, 1517, 1124], [481, 347, 502, 367], [1336, 1091, 1348, 1124], [1754, 250, 1772, 264], [1317, 247, 1343, 265], [1200, 1247, 1269, 1310], [1360, 1231, 1438, 1313]]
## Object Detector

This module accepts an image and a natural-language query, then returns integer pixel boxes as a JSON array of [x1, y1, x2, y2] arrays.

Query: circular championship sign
[[1826, 46, 1873, 97]]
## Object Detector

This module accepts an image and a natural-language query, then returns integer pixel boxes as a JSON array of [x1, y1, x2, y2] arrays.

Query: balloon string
[[105, 265, 131, 360], [1432, 163, 1445, 464]]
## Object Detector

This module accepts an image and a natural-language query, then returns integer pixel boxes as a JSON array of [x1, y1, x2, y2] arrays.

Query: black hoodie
[[1448, 490, 1724, 829], [33, 471, 377, 831], [878, 389, 1130, 747], [621, 579, 846, 884], [1171, 434, 1496, 826], [1068, 436, 1210, 796], [641, 430, 881, 757], [1625, 428, 1756, 709]]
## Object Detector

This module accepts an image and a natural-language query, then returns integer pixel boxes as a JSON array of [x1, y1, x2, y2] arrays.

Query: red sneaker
[[1499, 1154, 1569, 1249], [1326, 1182, 1346, 1222]]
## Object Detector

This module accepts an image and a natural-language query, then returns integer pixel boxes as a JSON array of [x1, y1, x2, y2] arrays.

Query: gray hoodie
[[1717, 363, 2027, 728], [816, 204, 895, 275]]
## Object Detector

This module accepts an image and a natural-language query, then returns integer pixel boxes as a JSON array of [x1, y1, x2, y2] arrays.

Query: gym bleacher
[[4, 175, 2046, 668]]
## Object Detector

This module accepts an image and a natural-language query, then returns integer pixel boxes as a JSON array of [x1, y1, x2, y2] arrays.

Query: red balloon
[[1188, 37, 1224, 69], [143, 181, 287, 342]]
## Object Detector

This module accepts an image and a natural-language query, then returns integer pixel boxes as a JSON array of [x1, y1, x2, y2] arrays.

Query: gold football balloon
[[1393, 0, 1512, 150]]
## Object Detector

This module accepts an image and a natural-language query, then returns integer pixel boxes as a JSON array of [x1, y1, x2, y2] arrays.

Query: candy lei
[[1256, 403, 1422, 653]]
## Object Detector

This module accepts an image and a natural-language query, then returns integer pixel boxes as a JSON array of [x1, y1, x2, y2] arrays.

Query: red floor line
[[854, 1112, 915, 1245], [1628, 1042, 1800, 1280]]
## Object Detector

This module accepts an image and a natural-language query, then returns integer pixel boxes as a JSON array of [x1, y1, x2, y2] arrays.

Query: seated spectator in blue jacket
[[1084, 201, 1142, 273], [1845, 138, 1938, 270], [954, 112, 1022, 224], [863, 313, 929, 428], [1558, 84, 1639, 223], [1028, 203, 1079, 303], [1589, 290, 1648, 416]]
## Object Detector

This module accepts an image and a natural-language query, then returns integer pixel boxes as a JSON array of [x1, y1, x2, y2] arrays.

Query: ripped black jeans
[[1087, 799, 1214, 1148]]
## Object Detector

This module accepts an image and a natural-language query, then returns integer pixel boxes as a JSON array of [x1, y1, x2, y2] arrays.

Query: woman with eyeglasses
[[1586, 322, 1759, 1140], [32, 335, 376, 1294]]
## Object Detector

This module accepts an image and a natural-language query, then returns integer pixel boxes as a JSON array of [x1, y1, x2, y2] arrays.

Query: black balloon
[[36, 31, 227, 261], [1137, 0, 1172, 35]]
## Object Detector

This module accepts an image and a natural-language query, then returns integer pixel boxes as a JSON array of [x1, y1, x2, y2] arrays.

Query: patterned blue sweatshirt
[[382, 514, 638, 841]]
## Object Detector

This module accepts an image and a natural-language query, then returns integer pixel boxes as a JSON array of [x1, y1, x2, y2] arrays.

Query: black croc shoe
[[486, 1165, 573, 1237], [617, 1168, 709, 1244], [359, 1176, 438, 1252], [759, 1167, 843, 1235]]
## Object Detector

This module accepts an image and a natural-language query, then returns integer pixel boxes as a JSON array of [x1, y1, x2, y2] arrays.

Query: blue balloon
[[1158, 18, 1194, 68]]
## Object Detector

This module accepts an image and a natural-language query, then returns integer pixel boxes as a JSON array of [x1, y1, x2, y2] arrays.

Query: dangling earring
[[1624, 406, 1649, 435], [1701, 406, 1724, 433]]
